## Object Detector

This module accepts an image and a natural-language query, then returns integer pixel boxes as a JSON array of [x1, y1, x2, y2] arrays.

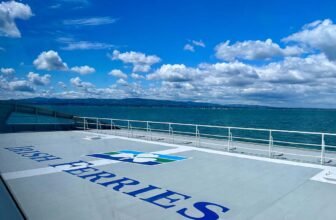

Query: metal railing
[[74, 116, 336, 166]]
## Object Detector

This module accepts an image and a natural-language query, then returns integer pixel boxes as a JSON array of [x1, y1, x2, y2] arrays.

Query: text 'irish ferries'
[[5, 146, 230, 220]]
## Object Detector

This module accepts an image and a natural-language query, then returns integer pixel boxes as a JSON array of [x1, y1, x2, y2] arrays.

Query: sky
[[1, 0, 336, 108]]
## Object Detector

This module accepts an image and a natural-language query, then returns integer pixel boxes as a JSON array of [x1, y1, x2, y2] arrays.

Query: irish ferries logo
[[88, 150, 187, 166]]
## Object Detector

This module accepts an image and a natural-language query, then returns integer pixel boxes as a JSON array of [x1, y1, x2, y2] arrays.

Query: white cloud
[[215, 39, 304, 61], [0, 1, 33, 38], [70, 77, 81, 86], [258, 54, 336, 84], [133, 65, 150, 72], [116, 78, 127, 85], [70, 77, 94, 89], [147, 64, 196, 82], [58, 81, 67, 89], [62, 41, 113, 50], [51, 0, 89, 9], [58, 37, 114, 50], [283, 19, 336, 60], [131, 73, 144, 79], [49, 4, 61, 9], [5, 18, 336, 107], [7, 52, 336, 107], [33, 50, 96, 75], [8, 80, 34, 92], [184, 44, 195, 52], [143, 52, 336, 107], [108, 69, 127, 79], [33, 50, 68, 71], [199, 61, 259, 86], [192, 40, 205, 47], [50, 81, 145, 99], [27, 72, 51, 86], [184, 40, 205, 52], [111, 50, 161, 72], [71, 65, 95, 74], [63, 16, 117, 26], [1, 67, 15, 74]]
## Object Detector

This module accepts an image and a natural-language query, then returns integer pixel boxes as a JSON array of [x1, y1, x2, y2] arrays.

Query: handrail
[[74, 116, 336, 136], [74, 116, 336, 165]]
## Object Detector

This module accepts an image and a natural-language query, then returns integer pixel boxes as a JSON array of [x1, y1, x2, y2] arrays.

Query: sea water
[[12, 105, 336, 149], [40, 105, 336, 133]]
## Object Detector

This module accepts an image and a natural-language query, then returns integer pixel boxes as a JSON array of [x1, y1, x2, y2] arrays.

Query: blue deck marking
[[4, 146, 230, 219], [87, 149, 187, 166], [49, 160, 230, 220], [4, 146, 61, 162]]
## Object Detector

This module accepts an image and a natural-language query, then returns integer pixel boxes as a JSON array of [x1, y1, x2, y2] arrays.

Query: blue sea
[[41, 105, 336, 133], [11, 105, 336, 149]]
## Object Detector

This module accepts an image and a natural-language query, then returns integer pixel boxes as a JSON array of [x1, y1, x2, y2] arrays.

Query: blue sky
[[1, 0, 336, 107]]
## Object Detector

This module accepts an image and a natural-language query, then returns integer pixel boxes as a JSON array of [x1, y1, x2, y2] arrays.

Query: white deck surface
[[1, 130, 336, 220]]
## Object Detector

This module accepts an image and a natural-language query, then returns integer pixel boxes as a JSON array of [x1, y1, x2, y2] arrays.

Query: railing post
[[269, 130, 273, 158], [321, 133, 325, 165], [83, 117, 86, 130], [168, 123, 171, 136], [146, 121, 150, 140], [169, 123, 174, 143], [127, 120, 130, 137], [114, 120, 117, 135], [227, 128, 231, 151], [96, 118, 98, 130], [195, 125, 200, 147], [110, 119, 113, 132]]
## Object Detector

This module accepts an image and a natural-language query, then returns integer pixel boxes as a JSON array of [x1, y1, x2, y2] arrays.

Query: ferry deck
[[1, 129, 336, 220]]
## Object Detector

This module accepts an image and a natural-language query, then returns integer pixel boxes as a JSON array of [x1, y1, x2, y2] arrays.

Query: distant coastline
[[1, 98, 336, 110], [3, 98, 273, 109]]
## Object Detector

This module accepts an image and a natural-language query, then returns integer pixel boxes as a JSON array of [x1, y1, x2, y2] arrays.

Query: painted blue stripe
[[88, 154, 113, 159], [119, 150, 143, 155], [156, 154, 186, 160]]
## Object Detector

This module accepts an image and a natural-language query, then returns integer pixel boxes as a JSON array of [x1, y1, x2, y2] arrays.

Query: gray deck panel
[[251, 181, 336, 220], [6, 172, 179, 220], [1, 131, 336, 220]]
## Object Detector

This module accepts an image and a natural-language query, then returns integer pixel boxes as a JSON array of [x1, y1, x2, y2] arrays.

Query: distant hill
[[5, 98, 271, 108]]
